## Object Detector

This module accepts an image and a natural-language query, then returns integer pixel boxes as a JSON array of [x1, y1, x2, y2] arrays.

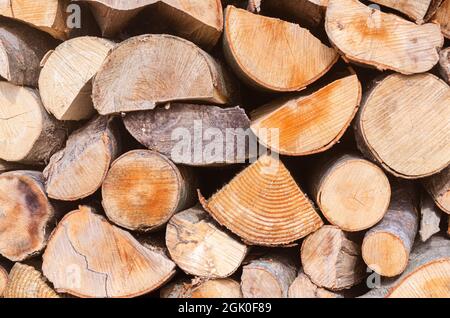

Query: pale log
[[0, 265, 7, 297], [260, 0, 328, 27], [438, 47, 450, 83], [433, 0, 450, 38], [161, 278, 242, 298], [423, 166, 450, 214], [370, 0, 433, 23], [419, 193, 442, 242], [288, 271, 342, 298]]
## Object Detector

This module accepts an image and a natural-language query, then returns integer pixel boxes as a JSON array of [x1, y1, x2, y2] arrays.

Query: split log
[[0, 18, 57, 86], [200, 154, 324, 246], [438, 47, 450, 84], [260, 0, 328, 27], [362, 181, 419, 277], [223, 5, 338, 92], [433, 0, 450, 38], [423, 166, 450, 214], [42, 205, 176, 298], [0, 82, 67, 164], [355, 73, 450, 179], [0, 171, 55, 261], [309, 153, 391, 232], [39, 36, 115, 121], [102, 150, 196, 232], [326, 0, 443, 74], [93, 34, 235, 115], [241, 255, 297, 298], [301, 225, 365, 291], [166, 206, 247, 278], [123, 104, 252, 166], [288, 271, 342, 298], [79, 0, 223, 48], [0, 265, 7, 297], [419, 193, 442, 242], [250, 74, 361, 156], [425, 0, 444, 21], [370, 0, 433, 23], [3, 263, 59, 298], [161, 278, 242, 298], [44, 116, 120, 201]]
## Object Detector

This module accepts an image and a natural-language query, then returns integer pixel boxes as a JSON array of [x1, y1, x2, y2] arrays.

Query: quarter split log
[[161, 278, 243, 298], [438, 47, 450, 84]]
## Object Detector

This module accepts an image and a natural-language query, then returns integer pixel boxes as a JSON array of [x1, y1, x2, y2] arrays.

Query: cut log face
[[355, 73, 450, 179], [288, 271, 342, 298], [433, 0, 450, 38], [362, 181, 418, 277], [241, 255, 297, 298], [102, 150, 196, 231], [200, 155, 323, 246], [310, 153, 391, 232], [0, 82, 67, 164], [261, 0, 328, 27], [93, 34, 234, 115], [223, 5, 338, 92], [326, 0, 443, 74], [438, 47, 450, 84], [161, 278, 243, 298], [42, 206, 177, 298], [44, 116, 120, 201], [423, 166, 450, 214], [301, 225, 365, 291], [370, 0, 433, 23], [419, 193, 442, 242], [39, 36, 115, 121], [0, 18, 57, 87], [0, 171, 55, 262], [0, 265, 7, 297], [3, 263, 59, 298], [123, 104, 252, 166], [166, 207, 247, 278], [250, 74, 361, 156]]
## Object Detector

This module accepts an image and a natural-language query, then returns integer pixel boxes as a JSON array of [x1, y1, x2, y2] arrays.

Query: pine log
[[433, 0, 450, 38], [260, 0, 328, 27], [102, 150, 196, 232], [438, 47, 450, 84], [0, 171, 55, 261], [42, 205, 176, 298], [355, 73, 450, 179], [3, 263, 59, 298], [301, 225, 365, 291], [423, 166, 450, 214], [39, 36, 115, 121], [250, 74, 361, 156], [288, 271, 342, 298], [0, 265, 7, 297], [241, 255, 297, 298], [370, 0, 433, 23], [44, 116, 120, 201], [0, 82, 67, 164], [123, 104, 251, 166], [362, 181, 419, 277], [419, 193, 442, 242], [309, 153, 391, 232], [92, 34, 234, 115], [161, 278, 242, 298], [166, 206, 247, 278], [326, 0, 443, 74], [223, 5, 338, 92], [0, 18, 57, 87], [200, 155, 323, 246]]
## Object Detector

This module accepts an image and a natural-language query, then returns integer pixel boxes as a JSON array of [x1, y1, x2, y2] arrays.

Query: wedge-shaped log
[[161, 278, 242, 298], [288, 270, 342, 298], [39, 36, 115, 121], [371, 0, 433, 23], [423, 166, 450, 214], [355, 73, 450, 179], [250, 74, 361, 156], [419, 193, 442, 242], [261, 0, 328, 27], [433, 0, 450, 38], [326, 0, 443, 74], [44, 116, 120, 201], [93, 34, 234, 115], [42, 206, 176, 298], [223, 5, 338, 92], [200, 155, 323, 246]]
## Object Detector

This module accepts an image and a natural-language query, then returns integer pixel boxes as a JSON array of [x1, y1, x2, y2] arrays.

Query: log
[[301, 225, 365, 291], [102, 150, 196, 231], [260, 0, 328, 27], [161, 278, 242, 298], [448, 215, 450, 236], [3, 263, 59, 298], [288, 271, 342, 298], [438, 47, 450, 84], [0, 82, 67, 164], [419, 193, 442, 242], [355, 73, 450, 179], [309, 153, 391, 232], [0, 171, 55, 261], [200, 154, 323, 246], [92, 34, 235, 115], [425, 0, 444, 21], [42, 205, 177, 298], [362, 181, 419, 277], [423, 166, 450, 214], [326, 0, 443, 74], [79, 0, 223, 48], [44, 116, 120, 201], [250, 74, 361, 156], [0, 18, 57, 87], [370, 0, 433, 23], [432, 0, 450, 38], [223, 5, 338, 92], [241, 255, 297, 298], [0, 160, 26, 173], [39, 36, 115, 121], [0, 265, 7, 297], [166, 206, 247, 278], [123, 104, 252, 166]]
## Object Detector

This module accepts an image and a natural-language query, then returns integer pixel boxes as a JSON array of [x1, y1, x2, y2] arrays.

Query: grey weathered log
[[419, 192, 442, 242]]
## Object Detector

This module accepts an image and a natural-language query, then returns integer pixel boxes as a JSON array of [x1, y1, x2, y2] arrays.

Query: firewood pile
[[0, 0, 449, 299]]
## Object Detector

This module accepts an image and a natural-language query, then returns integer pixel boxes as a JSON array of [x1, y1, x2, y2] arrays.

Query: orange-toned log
[[161, 278, 242, 298], [432, 0, 450, 38], [423, 166, 450, 214], [370, 0, 433, 23]]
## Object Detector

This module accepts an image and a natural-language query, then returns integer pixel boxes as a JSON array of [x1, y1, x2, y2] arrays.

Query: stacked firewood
[[0, 0, 449, 298]]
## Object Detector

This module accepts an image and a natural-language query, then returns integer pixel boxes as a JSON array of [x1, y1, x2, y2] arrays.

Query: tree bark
[[438, 47, 450, 84], [423, 166, 450, 214], [161, 277, 242, 298], [419, 192, 442, 242], [370, 0, 433, 23], [261, 0, 328, 27], [432, 0, 450, 38]]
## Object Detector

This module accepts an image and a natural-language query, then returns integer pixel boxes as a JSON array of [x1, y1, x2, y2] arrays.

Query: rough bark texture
[[0, 160, 26, 173], [419, 193, 442, 242], [423, 166, 450, 214], [288, 271, 343, 298], [438, 47, 450, 84], [432, 0, 450, 38], [161, 277, 242, 298]]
